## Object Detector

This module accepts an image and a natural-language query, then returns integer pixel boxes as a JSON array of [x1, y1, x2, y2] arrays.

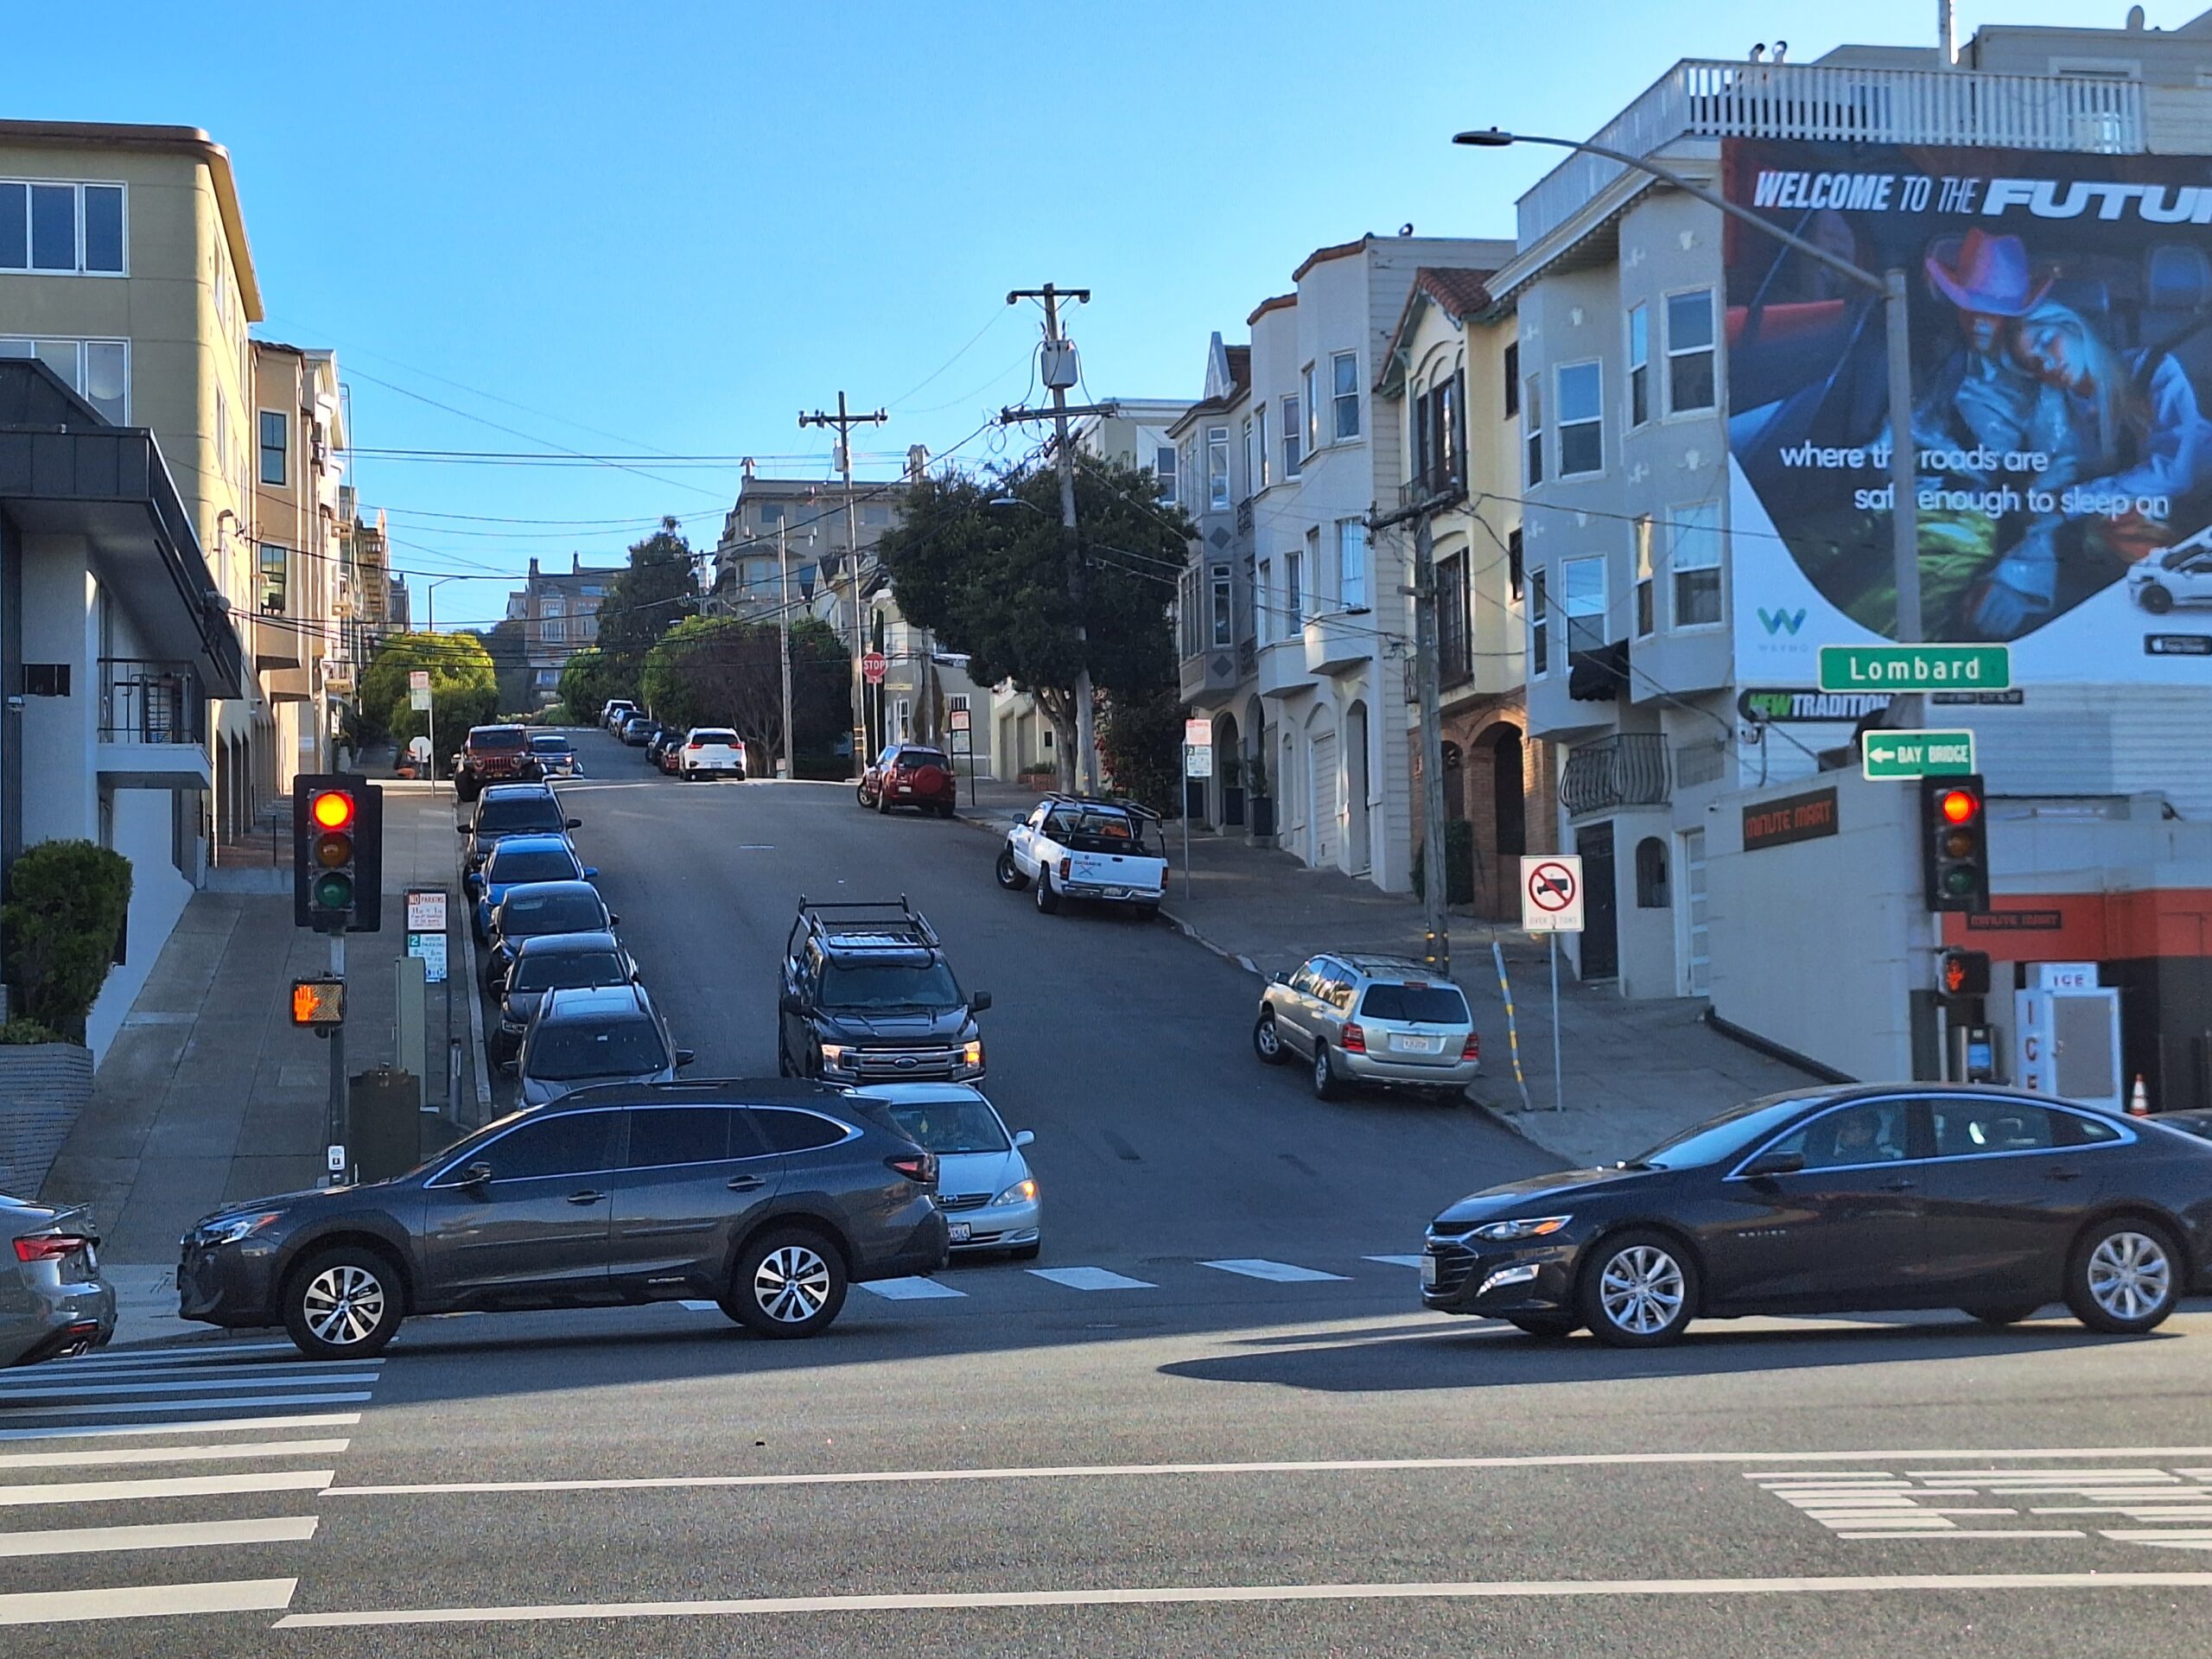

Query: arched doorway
[[1212, 711, 1242, 828], [1491, 725, 1526, 860], [1343, 701, 1370, 876], [1440, 741, 1465, 821]]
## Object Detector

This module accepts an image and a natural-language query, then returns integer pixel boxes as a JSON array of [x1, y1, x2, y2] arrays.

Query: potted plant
[[1245, 752, 1276, 847]]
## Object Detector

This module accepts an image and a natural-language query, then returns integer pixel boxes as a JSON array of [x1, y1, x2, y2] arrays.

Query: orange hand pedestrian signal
[[290, 978, 345, 1026]]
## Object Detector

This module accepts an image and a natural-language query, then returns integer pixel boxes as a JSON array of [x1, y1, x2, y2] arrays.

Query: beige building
[[249, 340, 346, 790], [506, 556, 616, 707]]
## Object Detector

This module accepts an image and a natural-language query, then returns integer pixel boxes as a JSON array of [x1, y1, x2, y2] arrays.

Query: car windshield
[[501, 890, 605, 933], [1359, 982, 1469, 1023], [884, 1099, 1009, 1155], [526, 1019, 666, 1081], [1046, 809, 1157, 855], [512, 951, 627, 993], [489, 849, 577, 884], [530, 736, 572, 753], [692, 730, 738, 745], [820, 958, 962, 1010], [470, 729, 526, 753], [474, 796, 563, 833], [896, 750, 948, 769], [1624, 1093, 1832, 1171]]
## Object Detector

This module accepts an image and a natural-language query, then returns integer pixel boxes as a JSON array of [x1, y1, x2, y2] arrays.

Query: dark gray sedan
[[492, 931, 638, 1064], [179, 1082, 950, 1358], [2, 1195, 114, 1366]]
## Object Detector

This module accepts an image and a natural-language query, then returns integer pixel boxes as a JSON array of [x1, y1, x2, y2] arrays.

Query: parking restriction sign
[[1520, 855, 1584, 934]]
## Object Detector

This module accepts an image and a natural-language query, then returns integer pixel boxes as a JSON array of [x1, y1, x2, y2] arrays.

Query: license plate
[[1101, 887, 1126, 899], [896, 785, 912, 793], [1393, 1033, 1443, 1053], [1420, 1255, 1438, 1287], [947, 1222, 972, 1243]]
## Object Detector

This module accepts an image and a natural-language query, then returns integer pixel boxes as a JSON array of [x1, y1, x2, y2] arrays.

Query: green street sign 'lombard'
[[1818, 644, 2011, 693], [1861, 728, 1976, 781]]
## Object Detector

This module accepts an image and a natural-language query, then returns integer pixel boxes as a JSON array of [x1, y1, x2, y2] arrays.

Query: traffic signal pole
[[325, 926, 346, 1184]]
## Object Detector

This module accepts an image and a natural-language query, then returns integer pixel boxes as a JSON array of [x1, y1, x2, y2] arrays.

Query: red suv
[[858, 744, 957, 818], [453, 725, 543, 802]]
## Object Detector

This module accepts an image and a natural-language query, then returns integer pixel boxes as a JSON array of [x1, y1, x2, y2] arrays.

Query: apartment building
[[249, 340, 345, 791], [334, 484, 397, 683], [1167, 337, 1255, 822], [506, 555, 617, 707], [1070, 399, 1193, 500]]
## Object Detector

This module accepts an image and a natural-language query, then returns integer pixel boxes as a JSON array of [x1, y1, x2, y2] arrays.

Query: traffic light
[[292, 774, 385, 931], [290, 978, 346, 1026], [1939, 949, 1992, 998], [1920, 773, 1989, 913]]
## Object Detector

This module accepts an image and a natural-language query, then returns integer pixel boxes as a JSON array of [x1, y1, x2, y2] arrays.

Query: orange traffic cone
[[2128, 1075, 2151, 1116]]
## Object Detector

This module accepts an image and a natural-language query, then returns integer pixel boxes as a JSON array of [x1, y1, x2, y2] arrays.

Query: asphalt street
[[9, 726, 2212, 1656]]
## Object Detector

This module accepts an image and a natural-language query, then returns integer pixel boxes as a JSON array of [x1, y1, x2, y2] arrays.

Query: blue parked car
[[474, 834, 595, 939]]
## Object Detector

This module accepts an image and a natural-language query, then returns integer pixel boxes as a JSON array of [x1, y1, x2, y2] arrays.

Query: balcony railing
[[1518, 59, 2145, 249], [1560, 733, 1670, 817], [1399, 464, 1467, 513], [99, 659, 203, 746]]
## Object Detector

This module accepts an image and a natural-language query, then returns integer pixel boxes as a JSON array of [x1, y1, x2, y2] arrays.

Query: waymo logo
[[1758, 607, 1807, 636]]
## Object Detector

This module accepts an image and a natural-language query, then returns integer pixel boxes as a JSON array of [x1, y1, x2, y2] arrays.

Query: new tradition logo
[[1757, 607, 1808, 636]]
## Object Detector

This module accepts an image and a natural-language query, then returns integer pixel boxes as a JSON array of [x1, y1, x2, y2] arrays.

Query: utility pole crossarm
[[999, 403, 1122, 425]]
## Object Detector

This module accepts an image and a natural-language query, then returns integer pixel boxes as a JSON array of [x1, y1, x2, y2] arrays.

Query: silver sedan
[[862, 1084, 1041, 1258], [0, 1195, 114, 1367]]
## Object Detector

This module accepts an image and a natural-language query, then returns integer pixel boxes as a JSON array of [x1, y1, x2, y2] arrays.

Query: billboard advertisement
[[1726, 140, 2212, 688]]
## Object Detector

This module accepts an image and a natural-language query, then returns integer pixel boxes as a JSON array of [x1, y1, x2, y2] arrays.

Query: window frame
[[1634, 515, 1656, 639], [1331, 351, 1361, 442], [1255, 402, 1270, 491], [1242, 416, 1257, 502], [1523, 373, 1542, 486], [427, 1107, 620, 1187], [1560, 552, 1607, 657], [1668, 501, 1726, 631], [1281, 395, 1302, 479], [1626, 302, 1651, 429], [1154, 442, 1178, 505], [1503, 342, 1520, 417], [0, 336, 130, 423], [0, 179, 127, 276], [1555, 359, 1605, 478], [1207, 425, 1230, 511], [257, 409, 289, 487], [1210, 563, 1233, 648], [1301, 364, 1318, 450], [1529, 567, 1549, 677], [1437, 550, 1471, 689], [1663, 287, 1718, 416], [1337, 519, 1367, 612]]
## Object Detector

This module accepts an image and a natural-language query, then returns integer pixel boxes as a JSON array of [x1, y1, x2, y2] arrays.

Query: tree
[[479, 619, 532, 716], [595, 517, 701, 667], [557, 648, 630, 724], [3, 841, 132, 1043], [639, 613, 848, 769], [359, 631, 498, 746], [874, 460, 1187, 788], [1097, 686, 1186, 816]]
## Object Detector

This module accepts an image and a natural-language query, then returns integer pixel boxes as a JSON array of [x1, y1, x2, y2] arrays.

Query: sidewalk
[[957, 779, 1815, 1171]]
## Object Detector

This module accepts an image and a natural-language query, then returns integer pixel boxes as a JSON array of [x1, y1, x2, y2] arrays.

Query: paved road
[[10, 728, 2212, 1654]]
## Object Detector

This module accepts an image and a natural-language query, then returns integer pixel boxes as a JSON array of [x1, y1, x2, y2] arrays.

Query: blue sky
[[12, 0, 2166, 626]]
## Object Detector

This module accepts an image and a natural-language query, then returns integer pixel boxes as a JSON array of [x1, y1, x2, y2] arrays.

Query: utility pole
[[775, 513, 795, 778], [798, 391, 887, 773], [1001, 283, 1118, 795], [1370, 493, 1450, 979]]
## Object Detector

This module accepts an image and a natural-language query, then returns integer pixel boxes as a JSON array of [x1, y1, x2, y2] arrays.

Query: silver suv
[[1253, 953, 1480, 1102]]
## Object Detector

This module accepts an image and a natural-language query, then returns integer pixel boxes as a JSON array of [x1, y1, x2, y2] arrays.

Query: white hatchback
[[679, 728, 747, 780]]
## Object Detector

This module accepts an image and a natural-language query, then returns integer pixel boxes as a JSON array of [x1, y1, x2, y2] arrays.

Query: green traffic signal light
[[313, 871, 354, 911]]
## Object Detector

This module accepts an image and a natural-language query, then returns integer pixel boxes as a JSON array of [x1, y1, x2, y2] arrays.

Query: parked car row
[[602, 701, 752, 780]]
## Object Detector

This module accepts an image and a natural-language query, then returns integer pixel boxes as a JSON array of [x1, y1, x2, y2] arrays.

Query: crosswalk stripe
[[0, 1374, 378, 1403], [0, 1413, 360, 1443], [0, 1361, 379, 1389], [0, 1439, 351, 1471], [0, 1516, 319, 1558], [0, 1576, 297, 1625], [1364, 1255, 1427, 1269], [45, 1342, 303, 1367], [677, 1300, 720, 1312], [1026, 1267, 1154, 1292], [0, 1391, 374, 1420], [1200, 1260, 1352, 1283], [0, 1469, 334, 1508], [856, 1277, 967, 1301]]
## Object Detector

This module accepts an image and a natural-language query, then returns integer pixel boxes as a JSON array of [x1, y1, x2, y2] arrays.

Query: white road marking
[[0, 1577, 296, 1625], [1025, 1267, 1154, 1292], [0, 1516, 319, 1557], [1200, 1260, 1352, 1284], [677, 1300, 720, 1312], [1752, 1462, 2212, 1544], [0, 1469, 334, 1508], [855, 1278, 967, 1301], [0, 1439, 350, 1471], [2107, 1530, 2212, 1550], [271, 1571, 2212, 1626], [41, 1341, 303, 1366], [0, 1373, 378, 1403], [0, 1413, 359, 1443], [0, 1391, 373, 1419], [1363, 1255, 1427, 1269], [0, 1361, 378, 1389]]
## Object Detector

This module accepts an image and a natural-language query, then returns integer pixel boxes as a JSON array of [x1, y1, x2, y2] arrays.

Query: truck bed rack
[[791, 894, 942, 953]]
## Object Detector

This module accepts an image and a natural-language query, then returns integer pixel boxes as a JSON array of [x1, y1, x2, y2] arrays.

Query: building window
[[1154, 443, 1177, 504], [1529, 568, 1548, 676], [0, 180, 124, 275], [1207, 425, 1230, 510], [1503, 343, 1519, 416], [543, 618, 566, 644], [862, 505, 890, 526], [1627, 303, 1650, 428], [1281, 396, 1301, 479], [1256, 559, 1274, 644], [0, 337, 128, 422], [757, 501, 785, 529], [1507, 525, 1524, 602], [543, 596, 565, 619], [1301, 365, 1318, 449], [1438, 551, 1471, 688], [895, 697, 912, 738], [1636, 836, 1670, 908], [216, 386, 232, 493], [258, 543, 288, 614], [1635, 515, 1656, 637], [1670, 501, 1725, 626], [1523, 374, 1542, 486], [1331, 351, 1360, 441], [1286, 541, 1306, 623], [949, 693, 969, 715], [1178, 567, 1199, 656], [1561, 553, 1606, 655], [1338, 519, 1367, 610], [1255, 404, 1270, 490], [1243, 416, 1256, 500], [1666, 289, 1717, 413], [1211, 563, 1232, 647], [258, 410, 288, 486], [1557, 362, 1603, 476]]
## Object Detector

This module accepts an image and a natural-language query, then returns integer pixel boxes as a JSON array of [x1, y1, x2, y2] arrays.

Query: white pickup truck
[[995, 797, 1168, 918]]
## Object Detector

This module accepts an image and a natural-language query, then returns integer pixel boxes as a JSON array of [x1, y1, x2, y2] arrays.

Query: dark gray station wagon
[[179, 1081, 949, 1357]]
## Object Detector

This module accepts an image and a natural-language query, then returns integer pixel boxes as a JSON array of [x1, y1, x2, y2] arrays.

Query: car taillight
[[1461, 1033, 1481, 1060], [1342, 1022, 1366, 1053], [1058, 857, 1071, 879], [886, 1154, 938, 1185], [14, 1234, 92, 1263], [688, 741, 704, 748]]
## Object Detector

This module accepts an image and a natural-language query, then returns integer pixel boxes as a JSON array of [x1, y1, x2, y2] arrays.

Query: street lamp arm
[[1453, 129, 1885, 296]]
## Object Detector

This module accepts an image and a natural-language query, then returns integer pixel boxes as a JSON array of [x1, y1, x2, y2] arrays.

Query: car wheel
[[1962, 1303, 2043, 1327], [724, 1228, 847, 1338], [2066, 1217, 2179, 1334], [1580, 1230, 1697, 1348], [1312, 1041, 1342, 1100], [1507, 1314, 1580, 1340], [2141, 583, 2176, 614], [855, 785, 871, 807], [938, 802, 957, 819], [1253, 1010, 1287, 1065], [995, 850, 1029, 891], [1132, 903, 1160, 922], [283, 1247, 404, 1361], [1008, 1242, 1042, 1262], [1034, 873, 1060, 913]]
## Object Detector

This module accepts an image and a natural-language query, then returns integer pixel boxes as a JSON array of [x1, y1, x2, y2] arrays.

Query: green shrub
[[1411, 819, 1477, 908], [3, 841, 132, 1044], [0, 1018, 69, 1046]]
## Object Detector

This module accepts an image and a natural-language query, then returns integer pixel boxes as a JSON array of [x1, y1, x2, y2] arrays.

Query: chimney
[[572, 552, 582, 575], [906, 443, 931, 481], [741, 455, 756, 480], [528, 556, 540, 580], [1938, 0, 1956, 65]]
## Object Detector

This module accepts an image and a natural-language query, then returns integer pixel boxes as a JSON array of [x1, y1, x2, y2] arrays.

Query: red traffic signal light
[[1921, 774, 1990, 914], [291, 978, 345, 1026], [1937, 787, 1978, 825], [293, 776, 384, 932], [309, 790, 355, 832], [1940, 949, 1992, 997]]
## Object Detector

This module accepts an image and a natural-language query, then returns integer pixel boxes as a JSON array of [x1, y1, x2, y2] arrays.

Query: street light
[[1452, 127, 1921, 658]]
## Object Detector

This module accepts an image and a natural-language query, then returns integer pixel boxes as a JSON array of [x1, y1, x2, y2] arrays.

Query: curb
[[458, 897, 493, 1125], [1156, 906, 1261, 978]]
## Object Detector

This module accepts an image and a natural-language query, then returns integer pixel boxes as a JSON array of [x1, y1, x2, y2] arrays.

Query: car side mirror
[[1270, 969, 1292, 986], [566, 818, 582, 830], [969, 990, 993, 1013], [582, 867, 600, 880], [1013, 1128, 1035, 1148], [607, 913, 621, 926], [675, 1048, 696, 1068], [497, 1058, 519, 1077], [1742, 1150, 1806, 1179], [455, 823, 472, 834], [779, 993, 802, 1016], [461, 1162, 493, 1188]]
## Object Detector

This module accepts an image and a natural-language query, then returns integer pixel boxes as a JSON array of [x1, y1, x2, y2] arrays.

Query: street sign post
[[1179, 720, 1213, 900], [1818, 644, 2010, 693], [408, 668, 431, 712], [1861, 728, 1976, 781], [1519, 855, 1584, 1114]]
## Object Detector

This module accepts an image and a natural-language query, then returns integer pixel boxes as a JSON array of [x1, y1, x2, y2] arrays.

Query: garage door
[[1308, 731, 1338, 867]]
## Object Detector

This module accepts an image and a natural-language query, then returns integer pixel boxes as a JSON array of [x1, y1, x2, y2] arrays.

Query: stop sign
[[862, 651, 887, 684]]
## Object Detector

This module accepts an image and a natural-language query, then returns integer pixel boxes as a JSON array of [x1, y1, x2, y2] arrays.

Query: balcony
[[96, 659, 211, 789], [1303, 609, 1370, 676], [1560, 733, 1669, 817], [1398, 464, 1466, 514], [1255, 635, 1310, 700], [1517, 59, 2145, 250]]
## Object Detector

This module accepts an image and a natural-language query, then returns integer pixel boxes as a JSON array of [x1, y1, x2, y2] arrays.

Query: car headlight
[[818, 1044, 852, 1070], [1462, 1215, 1572, 1242], [196, 1211, 283, 1247], [961, 1040, 984, 1069], [993, 1179, 1037, 1206]]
